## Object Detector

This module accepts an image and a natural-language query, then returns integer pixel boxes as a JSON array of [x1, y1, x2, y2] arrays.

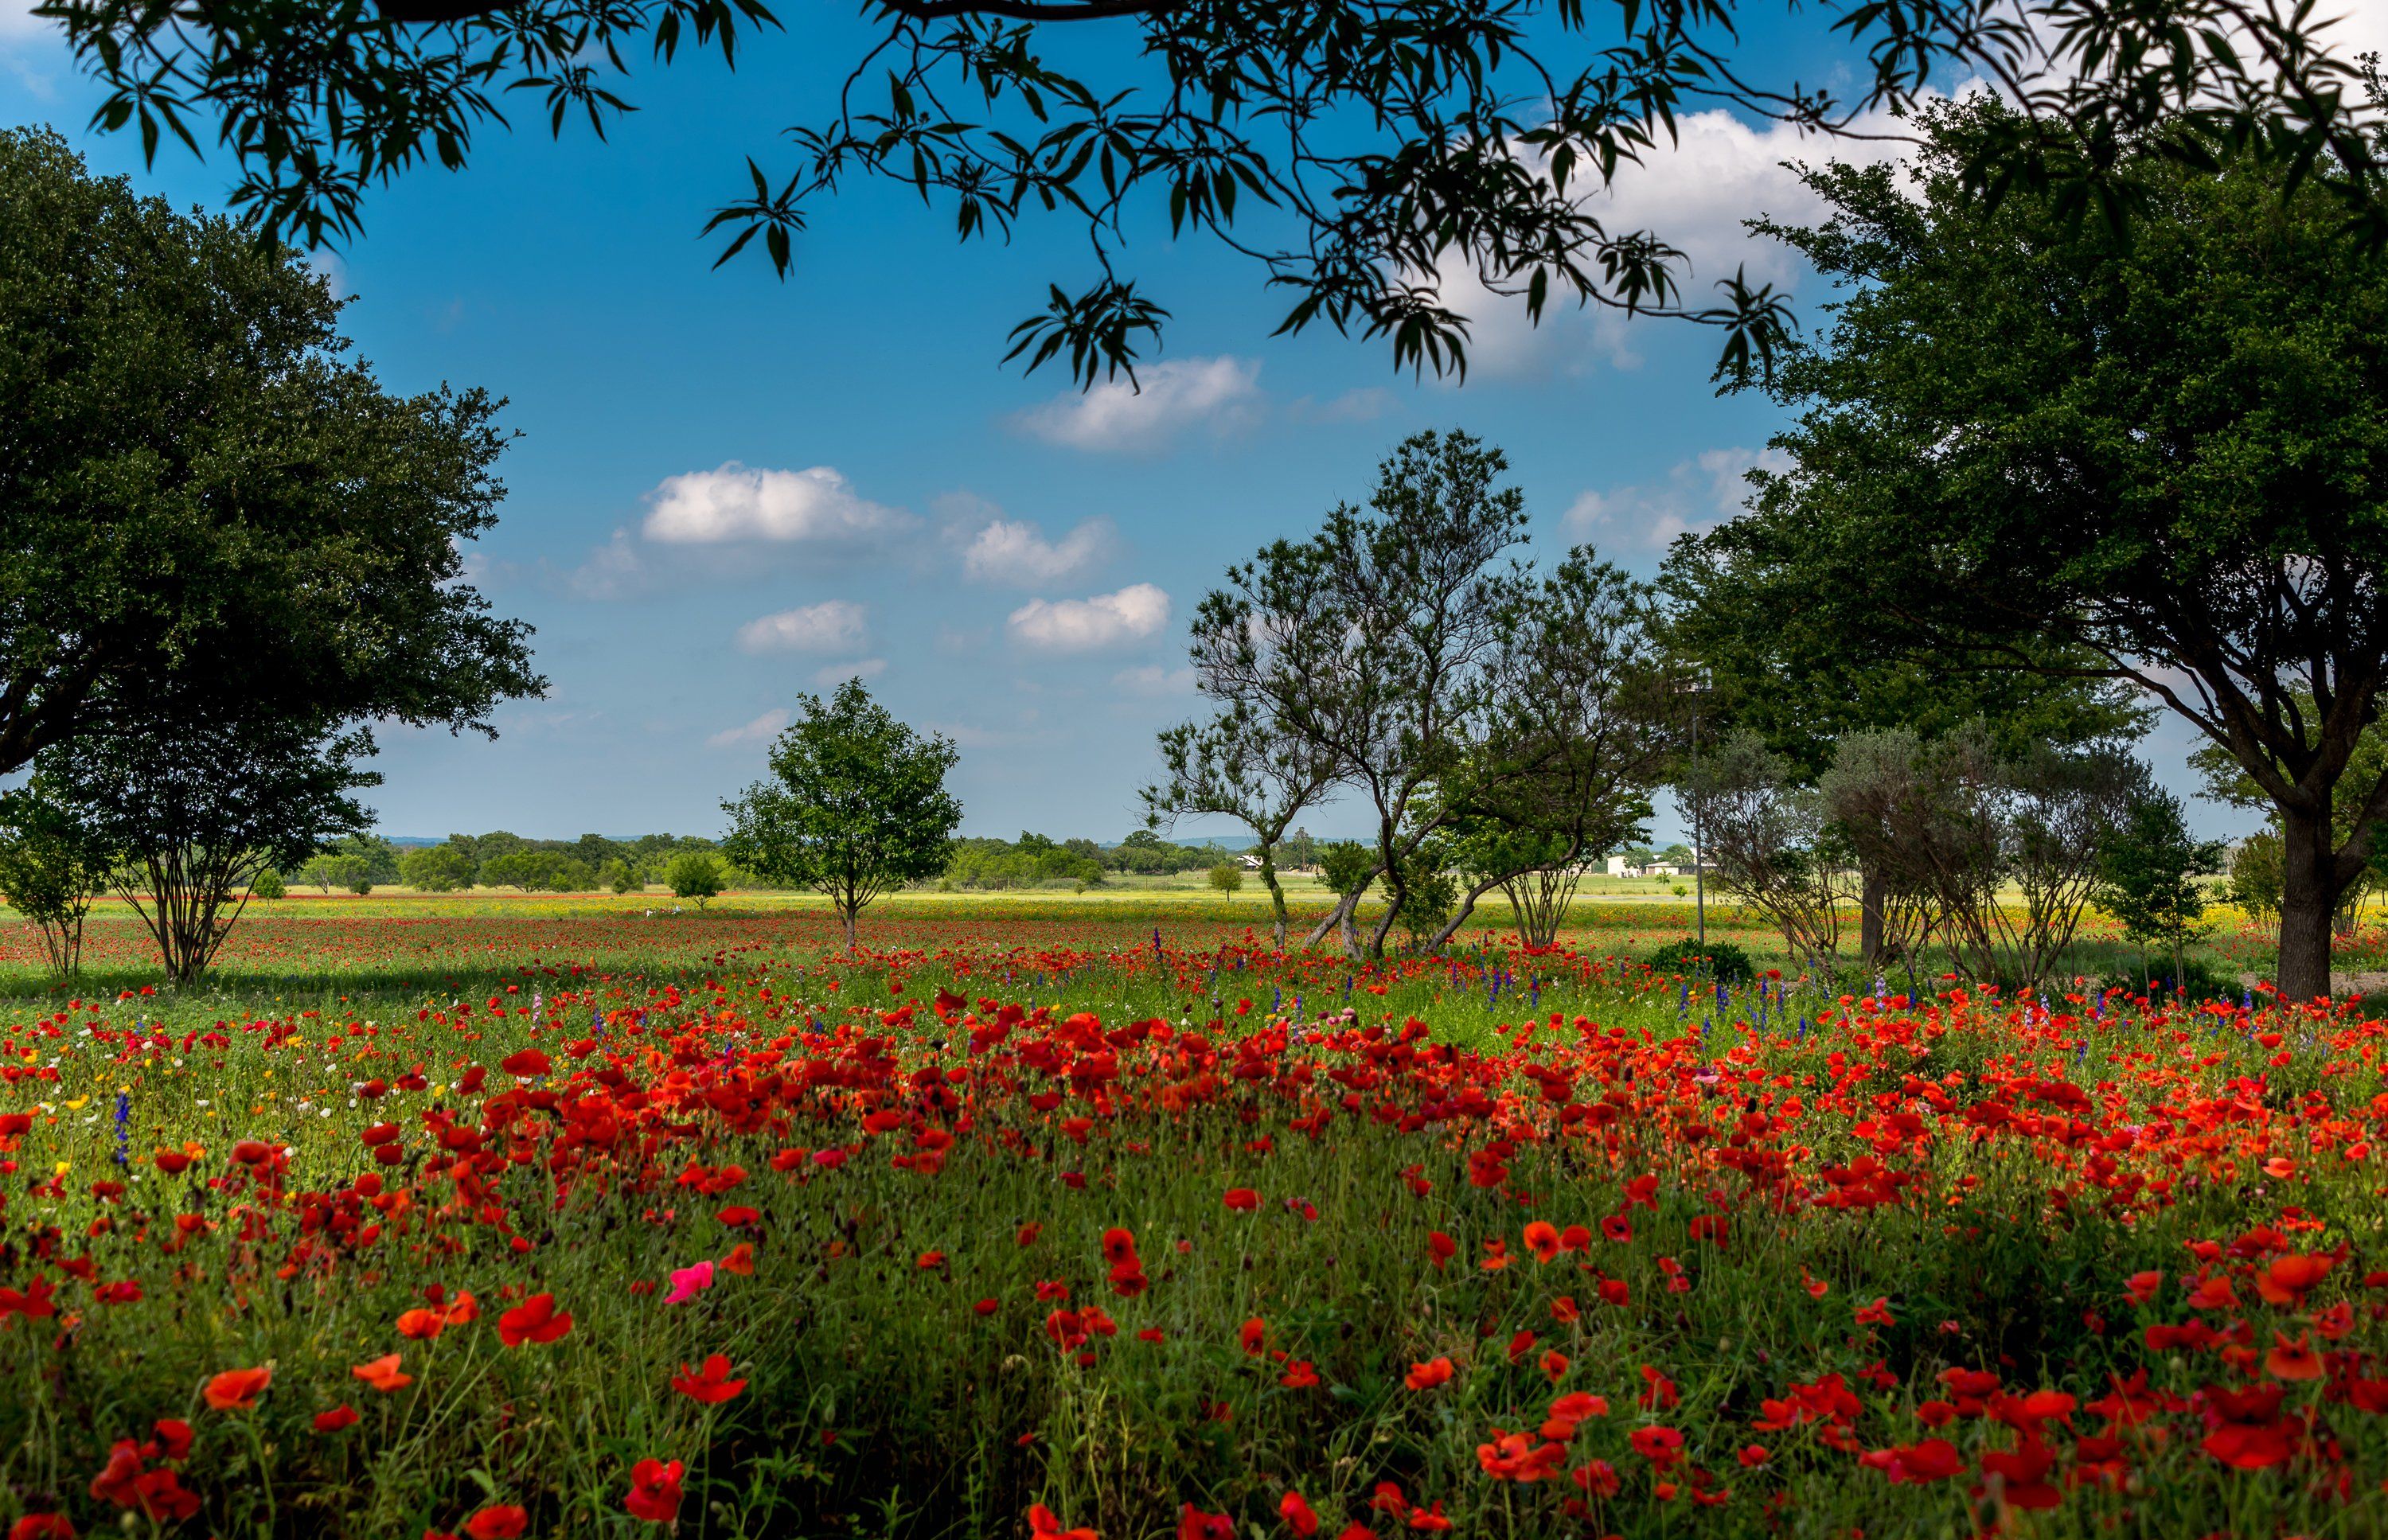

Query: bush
[[665, 851, 725, 909], [1207, 861, 1244, 898], [251, 868, 286, 900], [1642, 936, 1755, 982]]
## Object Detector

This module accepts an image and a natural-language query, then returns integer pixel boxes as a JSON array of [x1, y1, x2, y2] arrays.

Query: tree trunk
[[842, 903, 858, 953], [1301, 893, 1348, 951], [1429, 877, 1500, 953], [1858, 863, 1889, 968], [2277, 804, 2337, 1001], [1256, 841, 1289, 949]]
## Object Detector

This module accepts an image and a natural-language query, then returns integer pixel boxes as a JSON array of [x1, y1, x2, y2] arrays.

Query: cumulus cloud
[[1563, 446, 1792, 552], [813, 657, 888, 688], [1430, 106, 1916, 380], [1112, 664, 1197, 696], [707, 708, 791, 749], [736, 599, 869, 655], [643, 463, 912, 545], [1013, 357, 1262, 454], [960, 516, 1118, 587], [1008, 583, 1173, 652]]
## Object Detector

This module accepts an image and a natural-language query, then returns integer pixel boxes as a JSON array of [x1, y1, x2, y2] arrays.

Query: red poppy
[[1239, 1317, 1266, 1355], [396, 1308, 447, 1341], [1027, 1505, 1098, 1540], [1100, 1227, 1139, 1266], [1223, 1188, 1260, 1212], [1278, 1492, 1320, 1538], [203, 1367, 272, 1411], [464, 1506, 529, 1540], [499, 1049, 552, 1077], [1426, 1232, 1457, 1269], [10, 1515, 73, 1540], [314, 1405, 361, 1433], [672, 1355, 748, 1404], [1178, 1505, 1234, 1540], [498, 1293, 574, 1347], [623, 1459, 685, 1523], [1521, 1221, 1561, 1263]]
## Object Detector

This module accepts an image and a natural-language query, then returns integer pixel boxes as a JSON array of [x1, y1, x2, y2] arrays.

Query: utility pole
[[1676, 670, 1712, 949]]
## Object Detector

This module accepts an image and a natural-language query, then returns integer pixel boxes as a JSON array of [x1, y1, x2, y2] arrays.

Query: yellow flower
[[62, 1096, 89, 1110]]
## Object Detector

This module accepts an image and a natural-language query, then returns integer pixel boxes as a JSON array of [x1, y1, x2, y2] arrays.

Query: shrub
[[1642, 935, 1755, 981], [250, 868, 286, 900], [666, 851, 725, 909], [1207, 861, 1244, 899]]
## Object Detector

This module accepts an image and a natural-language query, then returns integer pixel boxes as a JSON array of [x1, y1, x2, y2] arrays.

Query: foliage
[[1194, 431, 1534, 957], [1680, 731, 1851, 977], [35, 708, 376, 983], [1707, 97, 2388, 1000], [2092, 789, 2225, 980], [1144, 702, 1338, 948], [399, 843, 480, 894], [2228, 832, 2285, 927], [721, 680, 962, 949], [665, 851, 726, 909], [249, 868, 286, 901], [0, 127, 543, 779], [1204, 861, 1244, 899], [599, 858, 637, 895], [1641, 934, 1755, 982], [0, 780, 114, 975], [40, 0, 2388, 390]]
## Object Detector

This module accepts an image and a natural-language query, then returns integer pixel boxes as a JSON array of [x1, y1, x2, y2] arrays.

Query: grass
[[0, 894, 2382, 1538]]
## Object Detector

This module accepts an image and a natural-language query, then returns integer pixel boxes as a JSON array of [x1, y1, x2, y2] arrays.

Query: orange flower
[[1027, 1504, 1098, 1540], [203, 1366, 271, 1411], [1404, 1357, 1453, 1390], [721, 1242, 756, 1277], [351, 1354, 413, 1394], [2257, 1253, 2335, 1308], [396, 1308, 447, 1341], [1521, 1222, 1561, 1264]]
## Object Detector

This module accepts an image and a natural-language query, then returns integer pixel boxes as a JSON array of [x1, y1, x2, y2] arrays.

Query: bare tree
[[1680, 731, 1853, 978], [1142, 703, 1340, 949]]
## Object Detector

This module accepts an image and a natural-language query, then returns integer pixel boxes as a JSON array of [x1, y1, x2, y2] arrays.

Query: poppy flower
[[498, 1292, 574, 1347], [1026, 1504, 1098, 1540], [2125, 1270, 2163, 1305], [10, 1515, 73, 1540], [1279, 1359, 1320, 1389], [721, 1242, 756, 1277], [1239, 1317, 1266, 1355], [623, 1459, 685, 1523], [2264, 1331, 2323, 1382], [1100, 1227, 1139, 1266], [1223, 1188, 1259, 1212], [352, 1355, 412, 1394], [203, 1366, 271, 1411], [499, 1049, 551, 1078], [672, 1355, 748, 1404], [314, 1405, 361, 1433], [1178, 1505, 1234, 1540], [152, 1421, 192, 1461], [661, 1261, 716, 1306], [396, 1308, 447, 1340], [1278, 1491, 1320, 1537], [1426, 1232, 1456, 1269], [1522, 1222, 1561, 1263], [464, 1506, 529, 1540], [1855, 1297, 1894, 1327], [1404, 1357, 1453, 1390]]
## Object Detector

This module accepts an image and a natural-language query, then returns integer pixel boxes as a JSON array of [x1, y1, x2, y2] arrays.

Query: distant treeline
[[293, 832, 731, 895], [940, 829, 1322, 891], [288, 828, 1320, 895]]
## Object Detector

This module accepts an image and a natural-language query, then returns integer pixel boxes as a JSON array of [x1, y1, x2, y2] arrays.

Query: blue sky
[[0, 3, 2277, 844]]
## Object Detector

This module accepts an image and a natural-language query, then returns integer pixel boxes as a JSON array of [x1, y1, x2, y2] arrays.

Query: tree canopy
[[30, 0, 2388, 384], [1684, 98, 2388, 1000], [721, 679, 963, 948], [0, 126, 544, 778]]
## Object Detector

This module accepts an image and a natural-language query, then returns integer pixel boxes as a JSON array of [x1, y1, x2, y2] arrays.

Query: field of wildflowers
[[2, 901, 2385, 1538]]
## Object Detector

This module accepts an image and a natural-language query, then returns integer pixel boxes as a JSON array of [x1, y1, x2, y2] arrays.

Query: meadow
[[2, 892, 2384, 1539]]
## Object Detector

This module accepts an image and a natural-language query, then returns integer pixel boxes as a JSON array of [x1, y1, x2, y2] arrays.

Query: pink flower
[[661, 1261, 716, 1305]]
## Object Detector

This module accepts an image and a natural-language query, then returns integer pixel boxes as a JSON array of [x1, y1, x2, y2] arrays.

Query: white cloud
[[1563, 446, 1792, 552], [1112, 665, 1196, 696], [960, 516, 1118, 587], [0, 0, 53, 40], [707, 708, 790, 749], [813, 657, 888, 688], [643, 463, 911, 545], [1008, 583, 1173, 652], [736, 599, 869, 654], [1430, 107, 1915, 380], [1290, 388, 1395, 424], [568, 528, 642, 599], [1013, 357, 1262, 454]]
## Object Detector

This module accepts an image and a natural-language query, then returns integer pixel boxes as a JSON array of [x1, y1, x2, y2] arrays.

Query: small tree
[[2227, 833, 2285, 926], [721, 680, 962, 949], [399, 842, 478, 892], [251, 868, 287, 900], [1143, 701, 1337, 948], [2093, 789, 2226, 992], [38, 708, 375, 984], [1681, 731, 1853, 977], [1313, 841, 1379, 954], [0, 780, 115, 976], [599, 857, 637, 895], [1207, 861, 1245, 900], [665, 852, 725, 910]]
